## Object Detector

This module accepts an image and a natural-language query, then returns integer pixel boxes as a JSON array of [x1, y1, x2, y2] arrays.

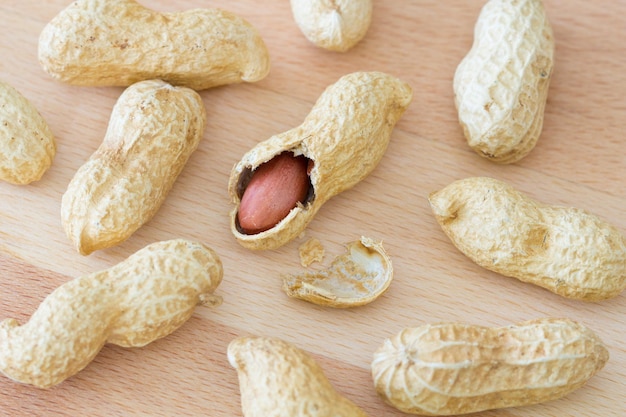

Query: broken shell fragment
[[282, 237, 392, 308]]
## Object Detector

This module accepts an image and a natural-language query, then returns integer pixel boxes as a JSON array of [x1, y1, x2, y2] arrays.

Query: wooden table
[[1, 1, 624, 415]]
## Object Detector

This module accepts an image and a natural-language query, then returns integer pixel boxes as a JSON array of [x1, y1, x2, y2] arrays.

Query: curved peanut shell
[[0, 80, 55, 184], [229, 71, 412, 250], [453, 0, 554, 163], [62, 79, 206, 255], [228, 336, 368, 417], [372, 318, 608, 415], [38, 0, 270, 90], [429, 177, 626, 301], [0, 239, 223, 388], [290, 0, 373, 52]]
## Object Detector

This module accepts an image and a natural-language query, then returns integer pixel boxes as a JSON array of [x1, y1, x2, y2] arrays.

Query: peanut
[[429, 177, 626, 301], [237, 152, 311, 234], [371, 318, 608, 415], [38, 0, 270, 90], [229, 71, 412, 250], [0, 80, 55, 184], [0, 239, 223, 389], [453, 0, 554, 163], [228, 336, 368, 417], [61, 79, 205, 255], [290, 0, 373, 52]]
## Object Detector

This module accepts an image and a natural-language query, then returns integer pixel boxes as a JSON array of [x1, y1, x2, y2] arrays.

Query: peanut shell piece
[[61, 79, 206, 255], [38, 0, 270, 90], [453, 0, 554, 163], [429, 177, 626, 301], [228, 336, 368, 417], [0, 239, 223, 388], [0, 80, 55, 184], [229, 71, 412, 250], [371, 318, 608, 415], [283, 237, 392, 308]]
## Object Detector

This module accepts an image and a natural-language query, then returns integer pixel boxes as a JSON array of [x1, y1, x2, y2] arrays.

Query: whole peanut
[[290, 0, 372, 52], [228, 336, 368, 416], [429, 177, 626, 301], [0, 239, 223, 389], [0, 80, 55, 184], [38, 0, 270, 90], [372, 318, 608, 415], [454, 0, 554, 163], [61, 79, 205, 255], [229, 71, 412, 250]]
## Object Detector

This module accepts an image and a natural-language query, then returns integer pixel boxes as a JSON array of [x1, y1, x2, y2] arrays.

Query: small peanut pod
[[0, 80, 55, 184], [38, 0, 270, 90], [372, 318, 608, 415], [0, 239, 223, 388], [453, 0, 554, 163], [429, 177, 626, 301], [229, 71, 412, 250], [62, 79, 205, 255], [290, 0, 373, 52], [228, 336, 368, 417]]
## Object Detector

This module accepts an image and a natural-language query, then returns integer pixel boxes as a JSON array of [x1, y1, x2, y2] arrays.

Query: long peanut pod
[[0, 239, 223, 389], [372, 318, 608, 415]]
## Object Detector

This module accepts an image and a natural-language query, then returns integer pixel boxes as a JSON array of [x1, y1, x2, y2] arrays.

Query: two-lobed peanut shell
[[62, 79, 206, 255], [229, 71, 412, 250], [454, 0, 554, 163], [38, 0, 270, 90]]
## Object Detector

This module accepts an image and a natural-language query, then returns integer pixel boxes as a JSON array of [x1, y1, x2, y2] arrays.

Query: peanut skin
[[290, 0, 373, 52], [38, 0, 270, 90], [0, 80, 55, 185], [454, 0, 554, 163], [229, 71, 412, 250], [372, 318, 608, 415], [0, 239, 223, 389], [61, 79, 205, 255], [429, 177, 626, 301], [228, 336, 368, 417]]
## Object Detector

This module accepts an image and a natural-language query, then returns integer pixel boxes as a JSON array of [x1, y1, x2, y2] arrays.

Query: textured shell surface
[[429, 177, 626, 301], [371, 318, 608, 415], [0, 239, 223, 388], [229, 71, 412, 250], [453, 0, 554, 163]]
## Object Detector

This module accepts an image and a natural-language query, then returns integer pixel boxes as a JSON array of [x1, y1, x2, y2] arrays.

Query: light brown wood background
[[1, 0, 625, 416]]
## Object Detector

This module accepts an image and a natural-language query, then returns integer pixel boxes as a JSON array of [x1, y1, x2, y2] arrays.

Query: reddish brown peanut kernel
[[238, 152, 310, 234]]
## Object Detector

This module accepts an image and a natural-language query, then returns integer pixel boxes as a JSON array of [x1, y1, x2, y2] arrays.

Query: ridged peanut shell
[[290, 0, 372, 52], [61, 79, 206, 255], [0, 80, 55, 184], [38, 0, 270, 89], [429, 177, 626, 301], [229, 71, 412, 250], [282, 236, 392, 307], [228, 336, 368, 417], [454, 0, 554, 163], [372, 318, 608, 415], [0, 239, 223, 388]]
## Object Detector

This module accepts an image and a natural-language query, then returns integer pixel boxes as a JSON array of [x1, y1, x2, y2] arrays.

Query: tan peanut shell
[[283, 236, 393, 308], [61, 79, 205, 255], [453, 0, 554, 163], [38, 0, 270, 90], [229, 71, 412, 250], [429, 177, 626, 301], [290, 0, 372, 52], [372, 318, 608, 415], [0, 239, 223, 388], [0, 80, 55, 184], [228, 336, 368, 417]]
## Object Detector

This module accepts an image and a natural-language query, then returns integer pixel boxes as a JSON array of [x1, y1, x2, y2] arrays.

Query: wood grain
[[0, 0, 624, 415]]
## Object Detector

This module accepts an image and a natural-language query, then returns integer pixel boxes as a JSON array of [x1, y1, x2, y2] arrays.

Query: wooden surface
[[1, 0, 625, 415]]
